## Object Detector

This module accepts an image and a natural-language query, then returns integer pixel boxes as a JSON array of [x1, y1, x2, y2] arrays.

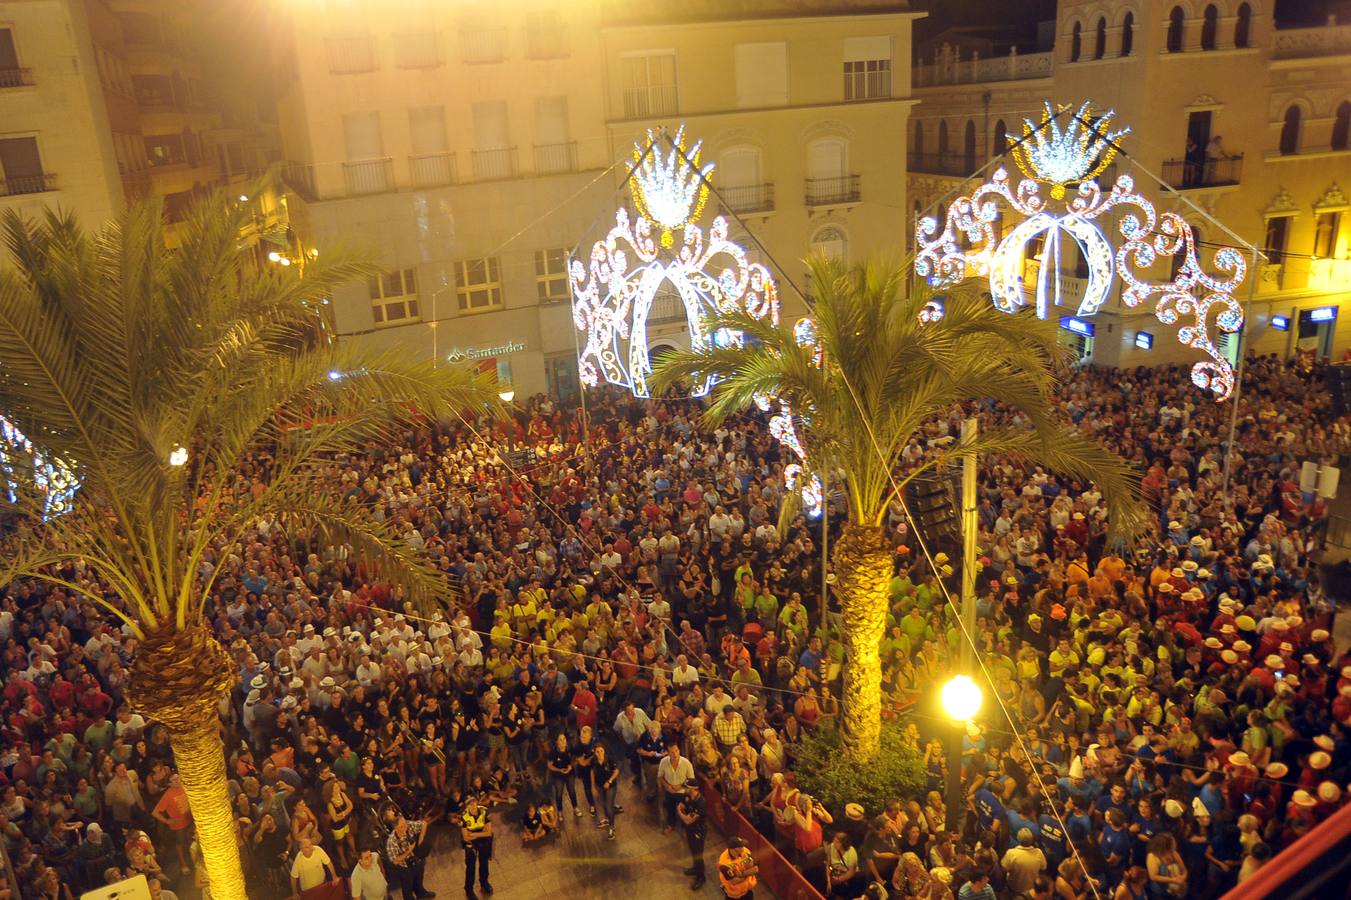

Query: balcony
[[342, 157, 393, 196], [472, 147, 517, 181], [280, 162, 317, 202], [805, 174, 861, 207], [461, 28, 507, 64], [915, 47, 1054, 87], [408, 152, 455, 187], [649, 292, 688, 326], [0, 67, 33, 88], [622, 85, 678, 119], [1161, 154, 1242, 190], [720, 182, 775, 214], [1, 173, 57, 196], [909, 152, 971, 177], [121, 170, 151, 200], [533, 142, 577, 174], [1272, 23, 1351, 60]]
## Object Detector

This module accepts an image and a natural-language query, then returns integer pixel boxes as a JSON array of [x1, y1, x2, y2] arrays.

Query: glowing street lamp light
[[941, 674, 982, 721], [168, 446, 189, 467], [497, 388, 515, 403]]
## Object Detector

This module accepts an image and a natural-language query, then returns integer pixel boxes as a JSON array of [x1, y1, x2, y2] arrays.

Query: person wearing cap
[[459, 795, 493, 899], [717, 834, 757, 899], [1001, 826, 1048, 895]]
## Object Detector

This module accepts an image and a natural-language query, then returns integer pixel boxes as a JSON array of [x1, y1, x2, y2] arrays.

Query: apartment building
[[0, 0, 280, 246], [906, 0, 1351, 369], [272, 0, 920, 399]]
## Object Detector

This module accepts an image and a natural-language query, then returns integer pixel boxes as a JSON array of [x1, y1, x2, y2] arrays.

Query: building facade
[[0, 0, 279, 245], [272, 0, 920, 399], [907, 0, 1351, 370]]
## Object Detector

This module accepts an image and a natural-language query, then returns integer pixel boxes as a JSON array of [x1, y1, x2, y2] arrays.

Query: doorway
[[1184, 111, 1211, 186], [1297, 308, 1337, 359]]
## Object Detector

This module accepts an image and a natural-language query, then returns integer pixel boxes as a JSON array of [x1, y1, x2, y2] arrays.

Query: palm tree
[[652, 255, 1144, 762], [0, 194, 502, 898]]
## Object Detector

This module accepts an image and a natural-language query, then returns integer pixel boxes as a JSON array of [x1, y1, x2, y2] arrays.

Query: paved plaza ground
[[420, 777, 733, 900]]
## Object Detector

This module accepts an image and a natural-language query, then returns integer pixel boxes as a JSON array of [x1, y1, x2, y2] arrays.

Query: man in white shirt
[[349, 848, 389, 899], [671, 655, 700, 689], [656, 743, 695, 831], [290, 837, 335, 894]]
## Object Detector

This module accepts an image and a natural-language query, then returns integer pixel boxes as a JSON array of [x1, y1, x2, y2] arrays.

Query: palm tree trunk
[[128, 625, 246, 900], [832, 521, 893, 762]]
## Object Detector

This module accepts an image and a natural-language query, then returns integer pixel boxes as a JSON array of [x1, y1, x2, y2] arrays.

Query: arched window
[[1121, 12, 1135, 56], [1235, 3, 1252, 47], [1333, 101, 1351, 151], [1279, 105, 1302, 155], [1201, 5, 1218, 50], [1095, 17, 1107, 59], [963, 120, 977, 172], [938, 120, 950, 156], [811, 225, 848, 263], [992, 119, 1008, 156], [1071, 21, 1082, 61], [1167, 6, 1185, 53], [913, 120, 925, 161]]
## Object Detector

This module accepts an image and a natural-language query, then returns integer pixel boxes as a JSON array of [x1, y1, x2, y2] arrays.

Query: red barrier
[[1220, 801, 1351, 900], [699, 775, 826, 900]]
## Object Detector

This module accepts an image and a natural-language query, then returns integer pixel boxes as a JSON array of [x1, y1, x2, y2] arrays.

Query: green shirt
[[754, 591, 779, 620]]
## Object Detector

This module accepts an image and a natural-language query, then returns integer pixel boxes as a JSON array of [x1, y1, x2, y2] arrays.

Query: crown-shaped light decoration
[[1011, 101, 1128, 199], [629, 126, 714, 248]]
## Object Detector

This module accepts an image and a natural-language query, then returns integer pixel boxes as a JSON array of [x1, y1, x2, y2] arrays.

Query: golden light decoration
[[629, 126, 714, 248], [1010, 101, 1128, 199]]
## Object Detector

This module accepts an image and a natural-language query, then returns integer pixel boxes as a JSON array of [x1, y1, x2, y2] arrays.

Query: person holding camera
[[384, 815, 433, 900]]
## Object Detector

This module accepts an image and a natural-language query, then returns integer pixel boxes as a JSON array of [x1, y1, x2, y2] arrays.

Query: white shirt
[[290, 846, 332, 891], [350, 856, 389, 899]]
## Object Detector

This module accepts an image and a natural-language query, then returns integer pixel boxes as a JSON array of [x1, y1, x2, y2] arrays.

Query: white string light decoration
[[914, 101, 1246, 400], [0, 417, 80, 519], [571, 127, 780, 399]]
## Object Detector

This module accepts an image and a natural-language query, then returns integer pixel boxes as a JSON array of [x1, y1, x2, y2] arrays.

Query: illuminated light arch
[[571, 127, 780, 399], [0, 417, 80, 519], [915, 100, 1248, 400]]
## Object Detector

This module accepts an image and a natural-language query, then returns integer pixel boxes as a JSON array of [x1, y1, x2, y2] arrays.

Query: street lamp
[[498, 388, 515, 403], [428, 285, 454, 365], [941, 674, 982, 835]]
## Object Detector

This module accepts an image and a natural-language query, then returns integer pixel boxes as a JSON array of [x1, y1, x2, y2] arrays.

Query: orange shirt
[[154, 786, 192, 831]]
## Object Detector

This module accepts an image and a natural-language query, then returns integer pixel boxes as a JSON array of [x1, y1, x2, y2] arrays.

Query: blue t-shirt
[[1100, 823, 1131, 869], [1006, 810, 1039, 843], [973, 788, 1007, 834], [1038, 815, 1068, 862]]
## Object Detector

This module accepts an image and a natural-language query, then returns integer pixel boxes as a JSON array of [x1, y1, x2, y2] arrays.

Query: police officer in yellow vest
[[718, 836, 759, 900], [460, 795, 494, 899]]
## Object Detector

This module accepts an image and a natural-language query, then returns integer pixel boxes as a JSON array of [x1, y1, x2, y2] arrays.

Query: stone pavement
[[420, 776, 733, 900]]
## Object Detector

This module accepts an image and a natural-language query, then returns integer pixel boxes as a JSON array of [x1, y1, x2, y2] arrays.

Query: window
[[459, 16, 507, 64], [343, 111, 384, 160], [810, 225, 847, 262], [1264, 216, 1291, 266], [938, 120, 950, 156], [1235, 3, 1252, 47], [534, 96, 573, 172], [843, 36, 891, 101], [913, 121, 925, 159], [535, 249, 569, 301], [326, 35, 376, 74], [0, 27, 30, 88], [525, 10, 566, 60], [454, 257, 503, 312], [1070, 22, 1082, 62], [1314, 212, 1342, 258], [1095, 17, 1107, 59], [622, 52, 677, 118], [1279, 105, 1301, 155], [720, 146, 770, 212], [144, 133, 185, 167], [368, 269, 419, 325], [992, 119, 1007, 156], [408, 106, 452, 186], [1333, 101, 1351, 151], [1121, 12, 1135, 56], [1167, 7, 1185, 53], [395, 32, 440, 69], [735, 42, 788, 108], [0, 136, 46, 195], [963, 120, 977, 172], [1201, 5, 1218, 50]]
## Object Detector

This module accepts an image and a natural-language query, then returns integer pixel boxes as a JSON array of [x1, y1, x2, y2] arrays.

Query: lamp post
[[428, 285, 454, 365], [940, 674, 982, 834]]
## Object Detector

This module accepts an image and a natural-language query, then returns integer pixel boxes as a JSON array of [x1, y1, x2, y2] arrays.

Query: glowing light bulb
[[267, 251, 281, 262], [941, 674, 983, 721], [168, 447, 189, 467], [498, 389, 515, 403]]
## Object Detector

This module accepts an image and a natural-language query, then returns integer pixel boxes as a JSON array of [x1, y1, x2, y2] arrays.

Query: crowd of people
[[0, 353, 1348, 900]]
